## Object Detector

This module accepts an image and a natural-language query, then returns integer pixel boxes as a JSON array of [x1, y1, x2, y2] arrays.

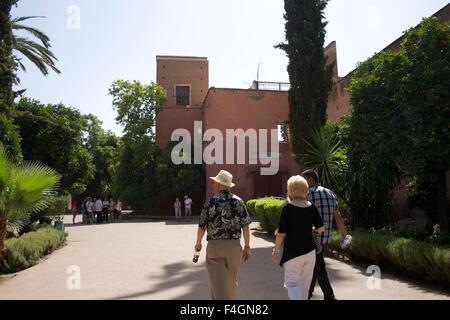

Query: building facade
[[155, 4, 450, 208]]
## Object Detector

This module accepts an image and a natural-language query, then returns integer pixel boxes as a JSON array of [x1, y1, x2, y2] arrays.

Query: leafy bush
[[1, 226, 67, 273], [247, 198, 287, 235], [329, 231, 450, 288]]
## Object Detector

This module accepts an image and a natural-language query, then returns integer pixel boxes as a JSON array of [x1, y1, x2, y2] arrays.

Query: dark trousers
[[309, 245, 335, 300], [103, 208, 109, 222], [96, 211, 102, 224]]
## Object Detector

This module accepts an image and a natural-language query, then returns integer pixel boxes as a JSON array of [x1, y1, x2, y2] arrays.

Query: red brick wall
[[203, 88, 301, 200]]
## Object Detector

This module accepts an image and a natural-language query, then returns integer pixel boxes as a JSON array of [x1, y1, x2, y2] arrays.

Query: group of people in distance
[[72, 197, 123, 225], [194, 169, 349, 301], [173, 195, 193, 220]]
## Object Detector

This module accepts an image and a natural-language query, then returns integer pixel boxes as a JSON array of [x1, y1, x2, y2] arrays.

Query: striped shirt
[[307, 185, 339, 245]]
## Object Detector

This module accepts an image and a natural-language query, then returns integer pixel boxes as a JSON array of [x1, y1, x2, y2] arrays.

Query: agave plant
[[301, 127, 347, 193], [0, 144, 60, 256]]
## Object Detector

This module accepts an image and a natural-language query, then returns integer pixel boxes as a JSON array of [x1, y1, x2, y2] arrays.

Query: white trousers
[[283, 250, 316, 300]]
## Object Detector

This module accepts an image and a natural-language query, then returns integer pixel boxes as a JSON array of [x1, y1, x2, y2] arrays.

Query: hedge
[[329, 231, 450, 288], [1, 226, 68, 273], [247, 197, 287, 235]]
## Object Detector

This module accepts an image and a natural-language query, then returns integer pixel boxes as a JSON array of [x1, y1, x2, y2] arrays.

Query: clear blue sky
[[12, 0, 449, 136]]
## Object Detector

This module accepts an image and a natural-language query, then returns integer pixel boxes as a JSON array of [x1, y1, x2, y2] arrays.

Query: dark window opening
[[176, 86, 190, 106]]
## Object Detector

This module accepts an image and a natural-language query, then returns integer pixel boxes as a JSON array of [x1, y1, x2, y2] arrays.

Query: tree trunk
[[437, 172, 449, 235], [0, 218, 7, 257]]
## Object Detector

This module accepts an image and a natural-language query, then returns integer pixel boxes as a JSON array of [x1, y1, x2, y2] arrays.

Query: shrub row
[[1, 226, 68, 273], [329, 231, 450, 288], [247, 197, 287, 235]]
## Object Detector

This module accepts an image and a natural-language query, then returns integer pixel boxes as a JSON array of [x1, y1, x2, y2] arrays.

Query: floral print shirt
[[199, 190, 252, 241]]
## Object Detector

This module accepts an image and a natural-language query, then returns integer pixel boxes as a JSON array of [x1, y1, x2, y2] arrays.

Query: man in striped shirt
[[302, 170, 348, 300]]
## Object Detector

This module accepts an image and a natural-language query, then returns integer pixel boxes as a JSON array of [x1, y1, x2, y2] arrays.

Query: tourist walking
[[301, 170, 349, 300], [174, 198, 182, 220], [272, 175, 325, 300], [194, 170, 251, 300]]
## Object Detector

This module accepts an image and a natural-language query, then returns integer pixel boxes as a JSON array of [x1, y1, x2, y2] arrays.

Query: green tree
[[276, 0, 334, 164], [109, 80, 166, 211], [13, 98, 95, 195], [399, 17, 450, 234], [0, 143, 60, 256], [347, 18, 449, 232], [82, 114, 121, 198], [347, 52, 406, 228]]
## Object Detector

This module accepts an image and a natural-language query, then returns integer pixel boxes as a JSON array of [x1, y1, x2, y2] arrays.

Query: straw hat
[[209, 170, 235, 188]]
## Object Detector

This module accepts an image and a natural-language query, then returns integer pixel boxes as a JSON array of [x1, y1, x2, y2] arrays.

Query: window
[[278, 124, 289, 143], [176, 86, 190, 106]]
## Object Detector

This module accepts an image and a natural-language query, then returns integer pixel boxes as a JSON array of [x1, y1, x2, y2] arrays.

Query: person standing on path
[[301, 170, 349, 300], [194, 170, 252, 300], [272, 175, 325, 300], [184, 195, 193, 218], [86, 198, 94, 224], [94, 198, 103, 224], [174, 198, 182, 220]]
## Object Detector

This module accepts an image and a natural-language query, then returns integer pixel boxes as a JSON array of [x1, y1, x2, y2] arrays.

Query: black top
[[278, 203, 324, 267]]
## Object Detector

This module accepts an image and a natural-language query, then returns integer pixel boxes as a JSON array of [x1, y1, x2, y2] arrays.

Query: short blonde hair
[[287, 175, 309, 200]]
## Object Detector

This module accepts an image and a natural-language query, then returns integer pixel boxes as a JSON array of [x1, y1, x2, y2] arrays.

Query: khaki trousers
[[206, 240, 242, 300]]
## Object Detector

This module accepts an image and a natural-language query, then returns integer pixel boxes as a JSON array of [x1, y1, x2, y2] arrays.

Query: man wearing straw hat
[[194, 170, 252, 300]]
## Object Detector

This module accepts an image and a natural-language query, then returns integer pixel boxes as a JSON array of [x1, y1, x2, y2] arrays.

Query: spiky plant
[[0, 144, 60, 256]]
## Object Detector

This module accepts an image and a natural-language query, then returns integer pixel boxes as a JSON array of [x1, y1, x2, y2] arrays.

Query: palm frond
[[12, 23, 50, 48], [10, 16, 61, 75]]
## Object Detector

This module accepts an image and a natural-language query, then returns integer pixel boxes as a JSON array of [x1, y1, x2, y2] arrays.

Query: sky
[[12, 0, 449, 136]]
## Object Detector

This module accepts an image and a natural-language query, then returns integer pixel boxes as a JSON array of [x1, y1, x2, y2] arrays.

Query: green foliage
[[110, 80, 204, 213], [276, 0, 334, 162], [247, 197, 287, 236], [26, 195, 69, 230], [109, 80, 166, 140], [82, 114, 121, 198], [13, 98, 95, 195], [301, 127, 347, 194], [0, 143, 60, 223], [347, 17, 450, 231], [406, 175, 439, 224], [1, 225, 67, 273], [0, 113, 22, 159], [0, 0, 18, 112], [329, 230, 450, 288]]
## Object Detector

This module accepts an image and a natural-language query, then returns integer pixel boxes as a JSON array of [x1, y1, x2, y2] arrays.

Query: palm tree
[[0, 144, 60, 256], [11, 15, 61, 76], [0, 0, 60, 111], [301, 127, 347, 193]]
